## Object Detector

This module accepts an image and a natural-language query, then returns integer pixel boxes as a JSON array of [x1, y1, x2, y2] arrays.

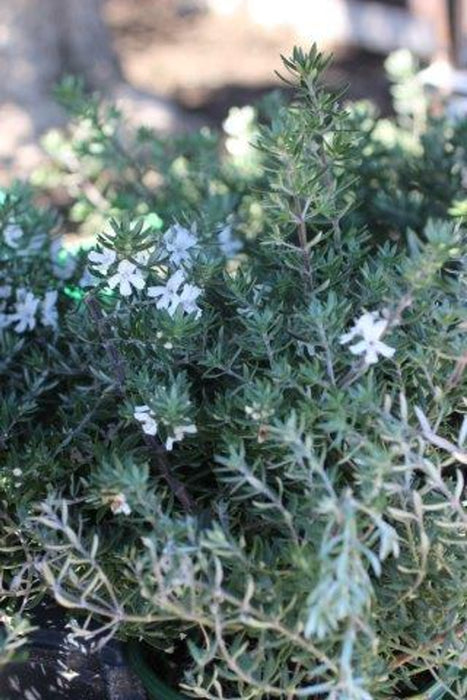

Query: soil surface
[[104, 0, 392, 124], [0, 1, 392, 183]]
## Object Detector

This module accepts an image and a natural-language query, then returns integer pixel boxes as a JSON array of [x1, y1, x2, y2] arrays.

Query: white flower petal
[[147, 285, 165, 299], [131, 274, 146, 290], [364, 347, 380, 365], [107, 273, 120, 290], [3, 223, 24, 249], [119, 279, 132, 297], [349, 340, 368, 356], [141, 416, 158, 436], [134, 405, 150, 415], [374, 340, 395, 358]]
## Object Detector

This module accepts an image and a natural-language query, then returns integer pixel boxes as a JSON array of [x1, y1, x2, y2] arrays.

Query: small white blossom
[[245, 403, 274, 421], [223, 105, 255, 137], [165, 423, 197, 451], [179, 283, 202, 318], [10, 289, 39, 333], [148, 269, 185, 315], [218, 225, 243, 258], [109, 493, 131, 516], [340, 311, 395, 365], [0, 285, 11, 299], [59, 668, 80, 682], [3, 223, 23, 249], [134, 249, 152, 266], [108, 259, 146, 297], [134, 404, 158, 436], [223, 106, 256, 158], [163, 224, 197, 267], [79, 267, 99, 288], [41, 290, 58, 329], [88, 246, 117, 275]]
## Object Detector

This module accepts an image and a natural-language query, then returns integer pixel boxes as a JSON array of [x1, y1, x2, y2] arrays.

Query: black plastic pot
[[0, 600, 147, 699]]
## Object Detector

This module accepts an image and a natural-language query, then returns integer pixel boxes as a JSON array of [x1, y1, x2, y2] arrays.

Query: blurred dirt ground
[[0, 0, 391, 184], [105, 0, 392, 123]]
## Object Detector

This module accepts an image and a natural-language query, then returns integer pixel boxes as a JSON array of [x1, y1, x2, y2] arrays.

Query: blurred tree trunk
[[0, 0, 191, 177], [0, 0, 120, 123]]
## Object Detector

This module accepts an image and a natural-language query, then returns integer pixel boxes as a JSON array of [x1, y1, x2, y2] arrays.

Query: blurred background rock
[[0, 0, 466, 183]]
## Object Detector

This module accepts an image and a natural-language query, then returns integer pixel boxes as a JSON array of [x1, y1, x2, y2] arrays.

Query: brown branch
[[143, 435, 196, 514], [389, 621, 467, 671], [447, 350, 467, 389], [85, 294, 195, 513], [85, 296, 125, 390]]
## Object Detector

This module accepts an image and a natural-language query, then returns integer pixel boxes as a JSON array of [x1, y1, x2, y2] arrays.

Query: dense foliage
[[1, 46, 466, 699]]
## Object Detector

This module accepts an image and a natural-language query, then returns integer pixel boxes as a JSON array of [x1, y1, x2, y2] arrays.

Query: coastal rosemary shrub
[[1, 46, 466, 699]]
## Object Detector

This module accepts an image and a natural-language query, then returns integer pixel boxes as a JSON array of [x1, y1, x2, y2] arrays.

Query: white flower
[[108, 259, 146, 297], [245, 403, 274, 421], [88, 246, 117, 275], [134, 249, 152, 266], [179, 283, 202, 318], [134, 404, 158, 436], [41, 290, 58, 329], [223, 106, 255, 137], [3, 223, 23, 249], [10, 289, 39, 333], [148, 269, 185, 315], [79, 267, 99, 288], [340, 311, 395, 365], [223, 106, 256, 158], [109, 493, 131, 516], [165, 423, 197, 451], [163, 224, 197, 267], [0, 285, 11, 299], [218, 225, 243, 258]]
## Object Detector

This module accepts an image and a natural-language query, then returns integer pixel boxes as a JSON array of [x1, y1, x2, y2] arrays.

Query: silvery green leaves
[[304, 495, 400, 641], [1, 46, 467, 700]]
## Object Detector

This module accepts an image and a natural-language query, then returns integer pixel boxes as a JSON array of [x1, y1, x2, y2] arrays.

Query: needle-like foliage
[[1, 46, 466, 699]]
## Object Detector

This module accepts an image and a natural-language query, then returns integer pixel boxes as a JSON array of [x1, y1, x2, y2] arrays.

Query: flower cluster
[[148, 269, 202, 318], [0, 288, 58, 333], [133, 404, 197, 451], [86, 222, 203, 317]]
